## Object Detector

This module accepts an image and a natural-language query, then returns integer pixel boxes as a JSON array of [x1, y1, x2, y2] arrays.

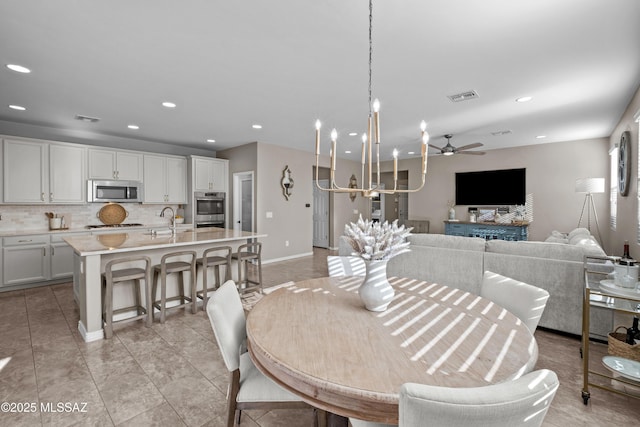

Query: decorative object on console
[[281, 165, 294, 200], [447, 200, 456, 220], [575, 177, 604, 246], [618, 131, 631, 196], [343, 215, 412, 311], [313, 0, 429, 198]]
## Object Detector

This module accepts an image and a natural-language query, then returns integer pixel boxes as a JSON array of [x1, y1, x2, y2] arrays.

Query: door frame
[[233, 171, 255, 232]]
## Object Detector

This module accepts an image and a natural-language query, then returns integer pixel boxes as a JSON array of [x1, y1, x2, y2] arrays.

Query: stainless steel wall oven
[[194, 191, 226, 228]]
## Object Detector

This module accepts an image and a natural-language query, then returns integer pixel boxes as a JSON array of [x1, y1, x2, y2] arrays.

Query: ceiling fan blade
[[455, 142, 483, 151], [458, 150, 486, 155], [428, 144, 443, 151]]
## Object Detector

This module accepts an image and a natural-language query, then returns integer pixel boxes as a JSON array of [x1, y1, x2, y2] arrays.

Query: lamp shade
[[575, 178, 605, 194]]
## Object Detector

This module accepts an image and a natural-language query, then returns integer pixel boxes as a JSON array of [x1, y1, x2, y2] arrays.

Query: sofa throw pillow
[[545, 235, 569, 244], [567, 227, 590, 240], [570, 235, 606, 257]]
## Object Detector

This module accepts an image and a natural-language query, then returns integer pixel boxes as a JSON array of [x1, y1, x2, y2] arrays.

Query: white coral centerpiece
[[343, 215, 413, 261]]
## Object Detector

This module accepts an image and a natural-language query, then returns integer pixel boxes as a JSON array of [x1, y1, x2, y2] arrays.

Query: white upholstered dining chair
[[480, 271, 550, 333], [327, 255, 366, 277], [207, 280, 312, 427], [349, 369, 559, 427]]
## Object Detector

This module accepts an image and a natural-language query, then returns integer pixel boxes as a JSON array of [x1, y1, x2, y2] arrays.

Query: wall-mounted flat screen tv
[[455, 168, 526, 206]]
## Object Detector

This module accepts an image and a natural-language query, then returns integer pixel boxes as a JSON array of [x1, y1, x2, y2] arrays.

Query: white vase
[[359, 260, 395, 312]]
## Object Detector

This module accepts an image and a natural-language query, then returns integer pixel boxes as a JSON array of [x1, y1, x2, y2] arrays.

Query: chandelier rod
[[314, 0, 429, 198]]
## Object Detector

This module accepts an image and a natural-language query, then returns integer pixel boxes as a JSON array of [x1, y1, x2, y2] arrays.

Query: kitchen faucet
[[160, 207, 176, 234]]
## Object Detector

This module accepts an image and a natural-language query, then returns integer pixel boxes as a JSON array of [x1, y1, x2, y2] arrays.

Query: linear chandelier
[[314, 0, 429, 198]]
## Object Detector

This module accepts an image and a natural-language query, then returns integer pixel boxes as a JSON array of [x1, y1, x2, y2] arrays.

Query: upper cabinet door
[[49, 144, 86, 203], [3, 139, 48, 203], [193, 157, 213, 192], [166, 157, 187, 203], [88, 149, 117, 180], [88, 149, 142, 181], [210, 159, 228, 192], [116, 151, 143, 181], [143, 154, 167, 203]]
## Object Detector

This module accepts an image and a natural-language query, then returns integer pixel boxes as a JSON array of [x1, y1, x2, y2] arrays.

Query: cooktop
[[85, 223, 144, 229]]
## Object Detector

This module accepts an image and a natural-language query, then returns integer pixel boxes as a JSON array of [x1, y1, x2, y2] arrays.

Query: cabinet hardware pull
[[18, 239, 33, 243], [41, 192, 45, 201], [51, 247, 55, 256], [50, 193, 53, 200], [43, 247, 46, 256]]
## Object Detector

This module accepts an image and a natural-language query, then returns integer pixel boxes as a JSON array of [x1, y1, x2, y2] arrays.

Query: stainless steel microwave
[[87, 180, 143, 203]]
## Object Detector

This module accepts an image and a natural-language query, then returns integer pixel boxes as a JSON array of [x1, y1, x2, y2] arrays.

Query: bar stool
[[152, 251, 197, 323], [102, 256, 152, 339], [196, 246, 232, 310], [232, 242, 263, 294]]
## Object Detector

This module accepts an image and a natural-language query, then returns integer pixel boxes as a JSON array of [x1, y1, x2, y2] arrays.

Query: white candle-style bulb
[[393, 149, 398, 159], [315, 120, 321, 130], [422, 131, 430, 145], [361, 133, 367, 143], [420, 120, 426, 132], [373, 99, 380, 112], [331, 128, 337, 142]]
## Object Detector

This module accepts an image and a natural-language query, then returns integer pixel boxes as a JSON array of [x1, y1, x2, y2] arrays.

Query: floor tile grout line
[[51, 284, 118, 426]]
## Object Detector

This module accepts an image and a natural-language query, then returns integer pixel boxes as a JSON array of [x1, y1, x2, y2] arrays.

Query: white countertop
[[63, 227, 266, 256], [0, 224, 193, 238]]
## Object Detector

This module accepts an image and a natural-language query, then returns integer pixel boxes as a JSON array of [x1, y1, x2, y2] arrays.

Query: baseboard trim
[[263, 252, 314, 264], [78, 320, 104, 342]]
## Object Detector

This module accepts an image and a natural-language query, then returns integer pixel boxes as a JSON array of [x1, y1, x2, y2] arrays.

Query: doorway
[[233, 171, 254, 232], [313, 179, 330, 248]]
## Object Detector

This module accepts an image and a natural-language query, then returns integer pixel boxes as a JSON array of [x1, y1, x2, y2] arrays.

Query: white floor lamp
[[575, 177, 604, 245]]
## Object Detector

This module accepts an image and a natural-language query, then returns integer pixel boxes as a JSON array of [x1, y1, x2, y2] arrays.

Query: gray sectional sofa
[[339, 231, 613, 338]]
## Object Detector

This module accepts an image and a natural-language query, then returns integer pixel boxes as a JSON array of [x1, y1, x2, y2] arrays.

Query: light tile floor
[[0, 248, 638, 426]]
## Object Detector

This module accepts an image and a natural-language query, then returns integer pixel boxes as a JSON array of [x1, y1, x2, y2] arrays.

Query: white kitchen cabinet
[[143, 154, 187, 203], [88, 148, 143, 181], [3, 139, 47, 203], [2, 235, 49, 286], [2, 138, 86, 204], [192, 156, 228, 192], [1, 232, 88, 287], [49, 144, 86, 203], [50, 233, 82, 279]]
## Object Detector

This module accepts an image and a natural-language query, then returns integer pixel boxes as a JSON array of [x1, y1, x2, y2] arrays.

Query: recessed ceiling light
[[6, 64, 31, 73], [252, 124, 262, 129], [206, 139, 216, 143], [516, 96, 532, 103], [162, 101, 176, 108], [535, 135, 546, 139], [408, 151, 415, 155], [127, 124, 139, 130], [9, 104, 26, 111], [348, 132, 358, 136], [345, 150, 352, 154]]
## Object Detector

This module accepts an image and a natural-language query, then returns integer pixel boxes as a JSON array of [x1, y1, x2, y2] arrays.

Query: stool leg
[[103, 277, 113, 339], [201, 264, 209, 310], [144, 273, 152, 327], [152, 269, 159, 323], [190, 262, 197, 314], [133, 278, 142, 315], [160, 268, 167, 324], [257, 256, 263, 293], [214, 265, 221, 290]]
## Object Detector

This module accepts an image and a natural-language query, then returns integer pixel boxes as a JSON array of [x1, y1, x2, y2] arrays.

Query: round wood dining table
[[246, 276, 538, 424]]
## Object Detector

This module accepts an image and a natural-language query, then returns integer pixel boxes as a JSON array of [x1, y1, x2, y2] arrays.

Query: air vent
[[75, 114, 100, 123], [491, 130, 512, 136], [447, 90, 479, 102]]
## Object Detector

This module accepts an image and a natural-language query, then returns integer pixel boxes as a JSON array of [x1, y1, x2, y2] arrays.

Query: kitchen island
[[64, 227, 266, 342]]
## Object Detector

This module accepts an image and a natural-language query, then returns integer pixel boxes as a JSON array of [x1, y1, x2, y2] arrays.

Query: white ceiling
[[1, 0, 639, 161]]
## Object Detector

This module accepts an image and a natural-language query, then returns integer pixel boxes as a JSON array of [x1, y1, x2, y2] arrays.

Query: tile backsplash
[[0, 204, 184, 233]]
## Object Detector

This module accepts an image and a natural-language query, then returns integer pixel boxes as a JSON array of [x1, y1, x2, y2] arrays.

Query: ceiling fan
[[429, 134, 485, 156]]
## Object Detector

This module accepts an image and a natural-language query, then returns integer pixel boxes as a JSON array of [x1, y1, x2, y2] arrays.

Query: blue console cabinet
[[444, 221, 528, 241]]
